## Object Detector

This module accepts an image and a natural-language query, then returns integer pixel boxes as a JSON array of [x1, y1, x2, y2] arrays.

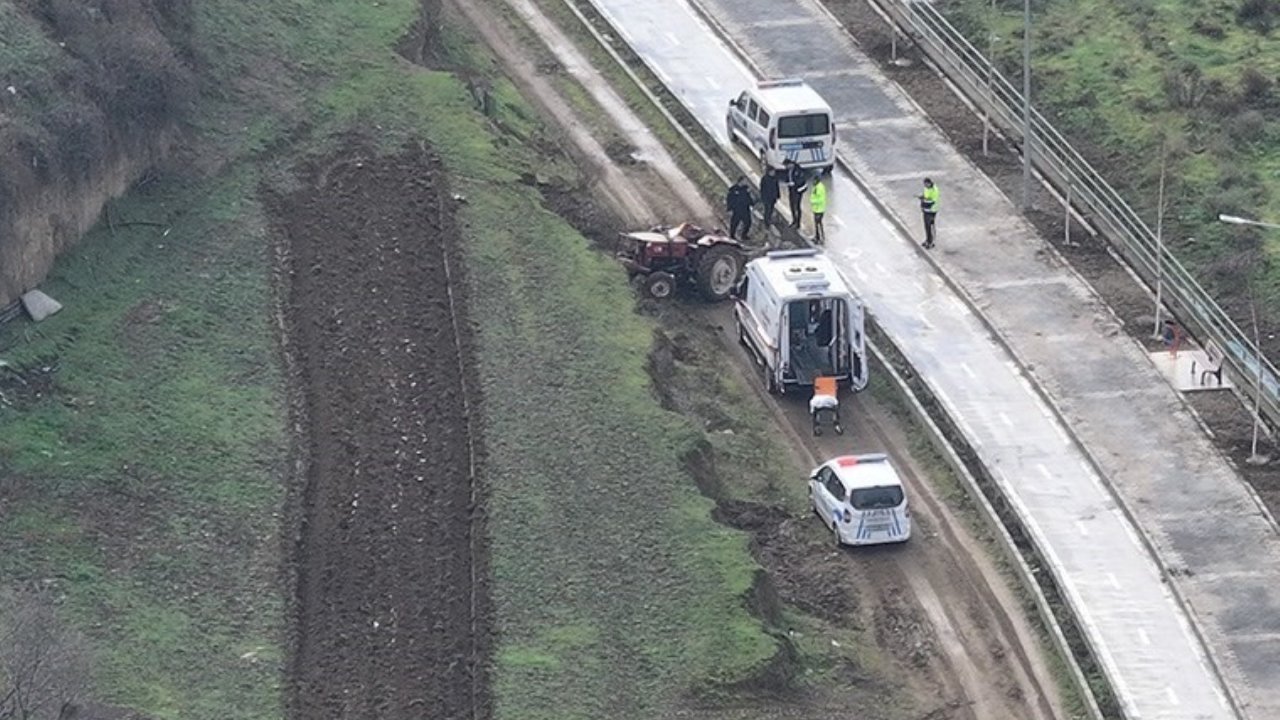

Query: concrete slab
[[20, 289, 62, 322], [807, 72, 905, 124], [1149, 348, 1233, 392]]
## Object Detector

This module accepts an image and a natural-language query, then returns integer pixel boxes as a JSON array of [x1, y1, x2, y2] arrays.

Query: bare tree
[[0, 592, 91, 720]]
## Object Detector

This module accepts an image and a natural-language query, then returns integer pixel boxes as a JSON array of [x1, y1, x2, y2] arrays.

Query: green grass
[[947, 0, 1280, 312], [0, 167, 286, 719], [458, 184, 777, 717], [1, 0, 793, 717], [0, 3, 76, 130]]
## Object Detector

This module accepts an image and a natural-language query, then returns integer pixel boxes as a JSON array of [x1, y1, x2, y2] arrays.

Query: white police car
[[808, 453, 911, 546]]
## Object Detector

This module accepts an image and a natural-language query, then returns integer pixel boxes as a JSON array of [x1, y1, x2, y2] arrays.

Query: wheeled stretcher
[[809, 375, 842, 436]]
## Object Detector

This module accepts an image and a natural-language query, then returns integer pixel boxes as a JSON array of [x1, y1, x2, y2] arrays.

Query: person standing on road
[[784, 159, 808, 229], [726, 175, 755, 240], [759, 166, 780, 229], [809, 176, 828, 244], [917, 177, 939, 248]]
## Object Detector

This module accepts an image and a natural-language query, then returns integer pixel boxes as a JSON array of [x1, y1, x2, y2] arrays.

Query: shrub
[[1236, 0, 1279, 33], [1164, 63, 1208, 108], [1226, 109, 1269, 143], [1192, 14, 1228, 38], [1202, 78, 1240, 116], [1240, 66, 1275, 106]]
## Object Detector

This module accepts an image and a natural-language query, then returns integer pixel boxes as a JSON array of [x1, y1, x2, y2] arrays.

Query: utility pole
[[1151, 141, 1168, 339], [1246, 277, 1270, 465], [1021, 0, 1033, 210], [1218, 213, 1277, 465], [983, 0, 996, 157]]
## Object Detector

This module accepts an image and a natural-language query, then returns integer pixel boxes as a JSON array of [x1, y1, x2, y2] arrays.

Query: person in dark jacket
[[759, 166, 781, 228], [783, 159, 807, 229], [726, 175, 755, 240]]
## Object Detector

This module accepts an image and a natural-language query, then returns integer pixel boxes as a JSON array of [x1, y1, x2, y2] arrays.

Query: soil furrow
[[276, 143, 487, 720]]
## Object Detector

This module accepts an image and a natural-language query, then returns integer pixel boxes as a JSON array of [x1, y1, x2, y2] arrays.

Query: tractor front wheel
[[644, 272, 677, 300], [697, 245, 743, 301]]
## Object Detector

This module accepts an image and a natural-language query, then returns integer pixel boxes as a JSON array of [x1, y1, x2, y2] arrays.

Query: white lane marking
[[664, 31, 680, 46], [705, 75, 720, 90], [828, 214, 845, 229], [876, 169, 951, 183], [983, 275, 1073, 290], [653, 65, 672, 85], [1106, 573, 1121, 590], [1036, 463, 1052, 479], [874, 262, 887, 275], [1165, 687, 1181, 706], [746, 17, 817, 29], [998, 411, 1014, 428], [960, 362, 976, 379], [1137, 628, 1151, 646], [1075, 520, 1090, 537]]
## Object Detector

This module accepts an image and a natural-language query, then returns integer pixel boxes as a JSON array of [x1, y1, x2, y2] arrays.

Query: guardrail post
[[1063, 184, 1074, 246], [890, 18, 898, 64]]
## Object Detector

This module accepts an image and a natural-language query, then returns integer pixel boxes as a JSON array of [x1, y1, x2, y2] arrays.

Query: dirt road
[[471, 0, 1069, 717], [275, 144, 488, 719]]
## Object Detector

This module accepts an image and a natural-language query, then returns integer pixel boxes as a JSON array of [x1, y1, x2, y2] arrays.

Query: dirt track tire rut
[[275, 142, 489, 720]]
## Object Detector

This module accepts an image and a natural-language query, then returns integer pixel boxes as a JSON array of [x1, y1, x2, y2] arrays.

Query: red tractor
[[617, 223, 746, 301]]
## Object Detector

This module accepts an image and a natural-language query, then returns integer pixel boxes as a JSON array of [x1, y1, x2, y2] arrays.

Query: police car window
[[777, 113, 831, 138], [747, 100, 760, 122], [849, 486, 904, 510], [758, 109, 771, 127], [824, 476, 845, 501]]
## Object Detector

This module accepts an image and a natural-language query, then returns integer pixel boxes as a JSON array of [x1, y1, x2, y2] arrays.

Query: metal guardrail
[[874, 0, 1280, 429]]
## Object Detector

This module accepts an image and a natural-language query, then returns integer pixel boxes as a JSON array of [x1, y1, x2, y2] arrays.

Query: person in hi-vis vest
[[917, 177, 939, 249], [809, 176, 828, 244]]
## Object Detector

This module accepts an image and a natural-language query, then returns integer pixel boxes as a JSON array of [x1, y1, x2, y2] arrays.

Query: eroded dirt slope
[[275, 143, 488, 719]]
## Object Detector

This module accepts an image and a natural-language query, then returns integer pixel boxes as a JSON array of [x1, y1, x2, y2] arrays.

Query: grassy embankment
[[0, 0, 814, 717], [945, 0, 1280, 317]]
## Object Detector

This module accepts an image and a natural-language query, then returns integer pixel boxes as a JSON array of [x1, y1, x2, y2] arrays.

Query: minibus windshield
[[849, 486, 904, 510], [778, 113, 831, 138]]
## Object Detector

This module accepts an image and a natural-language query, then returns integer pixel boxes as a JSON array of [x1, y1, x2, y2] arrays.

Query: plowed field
[[276, 143, 488, 719]]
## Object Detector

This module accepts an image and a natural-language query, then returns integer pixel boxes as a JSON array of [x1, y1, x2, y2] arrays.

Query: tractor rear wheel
[[696, 245, 743, 301], [644, 272, 676, 300]]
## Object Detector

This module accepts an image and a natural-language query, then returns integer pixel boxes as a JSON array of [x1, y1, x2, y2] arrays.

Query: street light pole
[[1218, 213, 1275, 465], [983, 0, 996, 157], [1151, 143, 1168, 339], [1246, 278, 1269, 465], [1220, 214, 1280, 231], [1021, 0, 1033, 210]]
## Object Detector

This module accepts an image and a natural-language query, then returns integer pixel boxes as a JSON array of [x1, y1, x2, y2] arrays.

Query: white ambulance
[[725, 78, 836, 175], [733, 248, 867, 394], [809, 453, 912, 546]]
